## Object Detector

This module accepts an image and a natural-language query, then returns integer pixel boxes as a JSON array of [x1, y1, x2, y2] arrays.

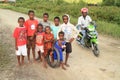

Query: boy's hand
[[69, 38, 74, 43], [16, 46, 18, 50]]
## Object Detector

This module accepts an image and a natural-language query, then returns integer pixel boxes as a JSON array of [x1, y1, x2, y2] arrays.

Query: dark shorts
[[27, 36, 35, 49], [65, 42, 72, 53]]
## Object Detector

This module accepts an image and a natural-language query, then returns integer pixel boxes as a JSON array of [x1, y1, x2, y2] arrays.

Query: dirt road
[[0, 9, 120, 80]]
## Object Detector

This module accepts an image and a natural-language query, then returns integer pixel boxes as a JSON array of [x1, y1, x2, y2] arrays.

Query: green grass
[[97, 21, 120, 39], [0, 0, 120, 39], [64, 0, 102, 4]]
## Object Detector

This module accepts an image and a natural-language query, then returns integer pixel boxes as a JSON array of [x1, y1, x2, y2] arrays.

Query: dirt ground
[[0, 9, 120, 80]]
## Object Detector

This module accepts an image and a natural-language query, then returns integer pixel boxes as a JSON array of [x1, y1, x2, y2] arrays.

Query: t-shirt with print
[[44, 33, 54, 49], [36, 32, 45, 46], [13, 26, 27, 46], [51, 25, 60, 39], [25, 19, 38, 36]]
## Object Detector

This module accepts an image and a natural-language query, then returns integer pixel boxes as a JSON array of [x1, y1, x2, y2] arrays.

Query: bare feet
[[16, 63, 21, 67], [64, 63, 70, 67], [43, 64, 47, 69], [62, 66, 66, 70]]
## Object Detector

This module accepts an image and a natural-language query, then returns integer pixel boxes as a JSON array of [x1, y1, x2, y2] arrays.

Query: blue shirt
[[51, 25, 60, 39]]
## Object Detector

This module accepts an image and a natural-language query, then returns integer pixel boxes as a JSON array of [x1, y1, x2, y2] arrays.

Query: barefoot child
[[13, 17, 27, 66], [54, 31, 66, 70], [25, 10, 38, 63], [44, 26, 54, 68], [35, 24, 46, 67], [58, 14, 79, 67]]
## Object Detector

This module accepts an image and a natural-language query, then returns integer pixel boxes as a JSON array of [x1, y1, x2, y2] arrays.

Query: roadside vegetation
[[0, 0, 120, 38]]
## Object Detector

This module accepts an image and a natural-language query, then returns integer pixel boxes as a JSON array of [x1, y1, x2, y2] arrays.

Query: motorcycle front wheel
[[92, 43, 100, 57]]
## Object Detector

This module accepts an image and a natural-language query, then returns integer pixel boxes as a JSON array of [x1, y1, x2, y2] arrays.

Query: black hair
[[45, 26, 51, 32], [18, 17, 25, 22], [59, 31, 64, 36], [43, 13, 49, 17], [28, 10, 34, 15], [62, 15, 68, 20], [37, 23, 43, 32], [54, 16, 60, 21], [37, 23, 43, 28]]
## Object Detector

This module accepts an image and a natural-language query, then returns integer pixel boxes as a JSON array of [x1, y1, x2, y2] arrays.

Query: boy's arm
[[15, 38, 18, 50]]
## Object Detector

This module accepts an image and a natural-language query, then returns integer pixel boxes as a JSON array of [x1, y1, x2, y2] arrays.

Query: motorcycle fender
[[90, 38, 98, 44]]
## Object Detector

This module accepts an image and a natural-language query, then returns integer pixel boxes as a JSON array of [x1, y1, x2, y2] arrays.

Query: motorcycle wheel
[[46, 47, 60, 68], [92, 43, 100, 57]]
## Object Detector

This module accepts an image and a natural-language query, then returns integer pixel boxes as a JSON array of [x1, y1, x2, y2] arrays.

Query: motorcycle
[[76, 21, 100, 57]]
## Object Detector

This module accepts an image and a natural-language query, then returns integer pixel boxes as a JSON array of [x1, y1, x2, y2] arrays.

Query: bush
[[89, 6, 120, 24]]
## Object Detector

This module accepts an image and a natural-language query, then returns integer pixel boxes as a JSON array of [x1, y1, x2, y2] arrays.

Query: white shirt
[[58, 23, 79, 42], [78, 15, 92, 29]]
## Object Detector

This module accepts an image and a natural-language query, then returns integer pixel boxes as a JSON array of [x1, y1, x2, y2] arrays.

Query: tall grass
[[97, 21, 120, 38]]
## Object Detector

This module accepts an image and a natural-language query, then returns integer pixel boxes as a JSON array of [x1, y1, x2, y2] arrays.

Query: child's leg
[[41, 54, 47, 68], [60, 61, 66, 70], [32, 41, 36, 62], [21, 55, 25, 65], [27, 39, 31, 63], [38, 51, 42, 62], [17, 56, 21, 66], [64, 42, 72, 67], [27, 48, 31, 63]]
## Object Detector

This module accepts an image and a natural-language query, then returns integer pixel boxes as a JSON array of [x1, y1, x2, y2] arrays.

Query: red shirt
[[13, 26, 27, 46], [36, 32, 45, 46], [25, 19, 38, 36], [44, 33, 54, 49]]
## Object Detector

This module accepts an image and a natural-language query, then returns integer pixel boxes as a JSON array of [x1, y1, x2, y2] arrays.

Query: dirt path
[[0, 9, 120, 80]]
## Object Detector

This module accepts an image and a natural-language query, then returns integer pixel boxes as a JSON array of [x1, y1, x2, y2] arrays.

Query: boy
[[13, 17, 27, 66], [77, 8, 92, 45], [51, 16, 60, 40], [54, 31, 66, 70], [58, 14, 78, 67], [40, 13, 51, 29], [25, 10, 39, 63]]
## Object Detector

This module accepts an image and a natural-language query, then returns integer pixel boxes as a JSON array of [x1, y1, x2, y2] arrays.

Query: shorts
[[36, 45, 44, 53], [65, 42, 72, 53], [27, 36, 35, 49], [16, 45, 27, 56]]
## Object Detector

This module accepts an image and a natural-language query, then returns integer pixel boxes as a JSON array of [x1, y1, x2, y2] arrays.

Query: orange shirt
[[36, 32, 45, 46], [13, 26, 27, 46], [25, 19, 38, 36], [44, 33, 54, 49]]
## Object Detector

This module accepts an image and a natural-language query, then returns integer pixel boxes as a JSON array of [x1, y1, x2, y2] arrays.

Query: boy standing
[[51, 16, 60, 40], [40, 13, 51, 29], [13, 17, 27, 66], [25, 10, 38, 63], [58, 14, 78, 67]]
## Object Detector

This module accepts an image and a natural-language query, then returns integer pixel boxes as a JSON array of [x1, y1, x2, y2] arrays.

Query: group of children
[[13, 10, 78, 70]]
